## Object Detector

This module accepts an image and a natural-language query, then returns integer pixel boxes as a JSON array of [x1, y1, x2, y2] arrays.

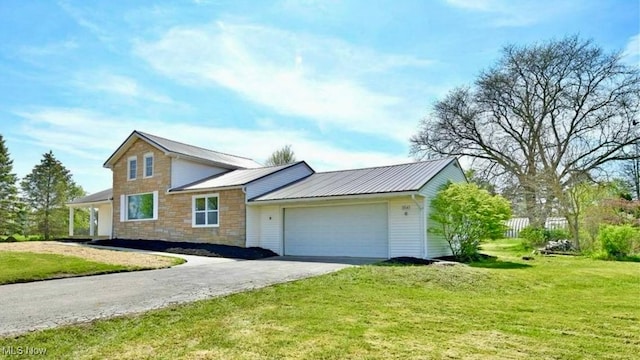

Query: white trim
[[68, 200, 112, 208], [119, 195, 125, 222], [123, 191, 158, 221], [192, 193, 220, 228], [249, 191, 424, 205], [143, 152, 154, 178], [127, 156, 137, 181], [167, 185, 243, 195]]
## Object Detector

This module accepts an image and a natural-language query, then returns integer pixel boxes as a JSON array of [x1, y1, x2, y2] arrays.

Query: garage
[[283, 203, 388, 257]]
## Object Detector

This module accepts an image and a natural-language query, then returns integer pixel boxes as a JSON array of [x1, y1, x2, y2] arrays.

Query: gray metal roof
[[252, 158, 456, 201], [68, 188, 113, 205], [170, 161, 309, 192], [104, 131, 262, 169]]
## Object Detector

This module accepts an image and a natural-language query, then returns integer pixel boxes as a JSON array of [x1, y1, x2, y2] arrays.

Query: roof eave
[[167, 185, 244, 194], [248, 190, 424, 205], [67, 199, 113, 208]]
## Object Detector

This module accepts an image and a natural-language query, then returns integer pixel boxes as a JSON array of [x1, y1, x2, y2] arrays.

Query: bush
[[430, 182, 511, 261], [520, 227, 571, 248], [546, 228, 570, 241], [0, 236, 18, 243], [519, 226, 546, 247], [598, 225, 638, 258]]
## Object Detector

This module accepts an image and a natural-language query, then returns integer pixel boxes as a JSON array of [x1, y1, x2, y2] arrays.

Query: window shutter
[[153, 191, 159, 220], [120, 195, 125, 222]]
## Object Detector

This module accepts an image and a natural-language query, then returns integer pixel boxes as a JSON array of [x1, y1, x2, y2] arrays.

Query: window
[[192, 194, 219, 227], [128, 156, 137, 180], [121, 192, 158, 221], [143, 153, 154, 178]]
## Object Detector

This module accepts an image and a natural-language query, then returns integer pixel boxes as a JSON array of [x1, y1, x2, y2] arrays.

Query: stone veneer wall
[[112, 138, 246, 246]]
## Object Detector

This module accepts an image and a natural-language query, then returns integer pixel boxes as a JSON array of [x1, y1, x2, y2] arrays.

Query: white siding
[[171, 158, 227, 188], [388, 197, 423, 258], [245, 163, 313, 200], [420, 161, 467, 258], [258, 205, 282, 254], [245, 206, 261, 247], [97, 203, 112, 237]]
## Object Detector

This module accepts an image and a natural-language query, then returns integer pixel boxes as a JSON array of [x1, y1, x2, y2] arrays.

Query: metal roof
[[169, 161, 310, 192], [68, 188, 113, 205], [104, 131, 262, 169], [252, 158, 457, 201]]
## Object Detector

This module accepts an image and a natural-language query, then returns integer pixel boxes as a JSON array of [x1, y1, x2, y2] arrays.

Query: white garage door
[[284, 203, 388, 257]]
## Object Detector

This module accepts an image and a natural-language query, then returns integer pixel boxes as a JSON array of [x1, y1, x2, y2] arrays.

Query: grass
[[0, 251, 147, 285], [1, 239, 639, 359]]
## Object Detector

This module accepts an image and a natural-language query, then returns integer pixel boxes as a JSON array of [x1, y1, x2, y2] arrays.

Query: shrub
[[0, 236, 18, 243], [519, 226, 546, 247], [430, 182, 511, 261], [598, 225, 638, 258], [546, 228, 570, 241]]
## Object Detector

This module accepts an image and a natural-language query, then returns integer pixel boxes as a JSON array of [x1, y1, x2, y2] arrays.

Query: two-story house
[[68, 130, 467, 259]]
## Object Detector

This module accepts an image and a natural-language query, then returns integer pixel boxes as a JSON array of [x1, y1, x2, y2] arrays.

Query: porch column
[[89, 206, 95, 237], [69, 207, 74, 236]]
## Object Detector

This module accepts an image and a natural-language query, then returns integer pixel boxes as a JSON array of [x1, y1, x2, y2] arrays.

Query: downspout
[[411, 194, 427, 259]]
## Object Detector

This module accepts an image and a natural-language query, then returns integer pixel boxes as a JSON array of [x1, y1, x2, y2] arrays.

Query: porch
[[67, 188, 113, 239]]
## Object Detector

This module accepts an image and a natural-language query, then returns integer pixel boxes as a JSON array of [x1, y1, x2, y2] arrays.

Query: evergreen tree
[[0, 135, 19, 235], [21, 151, 84, 239]]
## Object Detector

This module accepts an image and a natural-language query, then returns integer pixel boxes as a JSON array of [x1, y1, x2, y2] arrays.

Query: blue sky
[[1, 0, 638, 194]]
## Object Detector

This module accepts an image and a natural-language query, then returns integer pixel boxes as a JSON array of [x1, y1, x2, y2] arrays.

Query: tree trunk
[[523, 184, 544, 228]]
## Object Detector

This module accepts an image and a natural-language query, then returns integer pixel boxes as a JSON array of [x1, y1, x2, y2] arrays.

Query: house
[[68, 130, 467, 259]]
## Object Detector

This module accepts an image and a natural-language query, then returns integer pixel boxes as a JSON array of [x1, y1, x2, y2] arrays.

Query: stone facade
[[112, 139, 246, 246]]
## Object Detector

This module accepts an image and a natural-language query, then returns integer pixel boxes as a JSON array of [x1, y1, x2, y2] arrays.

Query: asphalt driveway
[[0, 255, 372, 337]]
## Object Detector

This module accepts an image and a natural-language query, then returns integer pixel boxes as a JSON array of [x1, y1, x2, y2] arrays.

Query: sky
[[1, 0, 638, 194]]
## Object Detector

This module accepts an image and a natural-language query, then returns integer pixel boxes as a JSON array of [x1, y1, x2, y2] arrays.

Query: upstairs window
[[128, 156, 137, 180], [192, 194, 219, 227], [144, 153, 154, 178]]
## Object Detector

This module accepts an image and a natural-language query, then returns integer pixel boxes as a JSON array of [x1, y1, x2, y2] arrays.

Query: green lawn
[[1, 239, 639, 359], [0, 251, 140, 285]]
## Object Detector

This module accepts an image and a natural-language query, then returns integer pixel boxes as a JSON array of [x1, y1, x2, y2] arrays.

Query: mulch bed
[[89, 239, 278, 260], [381, 257, 436, 266]]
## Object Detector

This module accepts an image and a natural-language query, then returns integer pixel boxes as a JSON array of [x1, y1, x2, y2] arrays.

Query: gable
[[104, 130, 262, 170]]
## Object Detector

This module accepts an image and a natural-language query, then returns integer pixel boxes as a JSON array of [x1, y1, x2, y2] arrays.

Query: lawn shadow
[[469, 259, 532, 269]]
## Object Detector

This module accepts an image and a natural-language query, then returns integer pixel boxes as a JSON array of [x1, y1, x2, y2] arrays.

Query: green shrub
[[546, 228, 570, 241], [0, 236, 18, 243], [519, 226, 546, 247], [598, 225, 637, 258]]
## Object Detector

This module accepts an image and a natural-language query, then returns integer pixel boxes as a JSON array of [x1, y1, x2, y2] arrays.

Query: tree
[[429, 182, 511, 261], [411, 36, 640, 247], [265, 145, 296, 166], [620, 143, 640, 200], [20, 151, 84, 239], [0, 134, 19, 235]]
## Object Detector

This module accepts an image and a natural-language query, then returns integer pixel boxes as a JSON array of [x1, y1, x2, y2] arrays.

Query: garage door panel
[[284, 203, 388, 257]]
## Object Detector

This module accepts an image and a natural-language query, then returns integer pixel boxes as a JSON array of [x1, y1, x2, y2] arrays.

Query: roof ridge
[[315, 157, 455, 174], [136, 130, 257, 161]]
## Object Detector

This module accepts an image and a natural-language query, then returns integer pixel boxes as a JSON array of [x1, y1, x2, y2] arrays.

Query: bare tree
[[621, 143, 640, 200], [265, 145, 296, 166], [411, 36, 640, 246]]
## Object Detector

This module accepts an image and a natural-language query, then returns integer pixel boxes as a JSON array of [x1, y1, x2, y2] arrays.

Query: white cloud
[[13, 108, 414, 191], [445, 0, 575, 27], [73, 73, 179, 105], [57, 1, 113, 44], [622, 34, 640, 65], [134, 22, 432, 142], [19, 40, 78, 58]]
